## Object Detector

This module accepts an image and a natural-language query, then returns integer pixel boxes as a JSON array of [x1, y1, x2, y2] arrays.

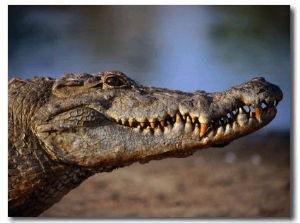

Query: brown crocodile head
[[33, 71, 283, 170]]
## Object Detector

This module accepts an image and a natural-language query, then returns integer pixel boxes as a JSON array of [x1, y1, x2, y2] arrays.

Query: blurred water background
[[8, 5, 290, 131]]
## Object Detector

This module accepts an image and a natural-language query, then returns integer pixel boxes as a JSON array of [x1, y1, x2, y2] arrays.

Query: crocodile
[[8, 70, 283, 217]]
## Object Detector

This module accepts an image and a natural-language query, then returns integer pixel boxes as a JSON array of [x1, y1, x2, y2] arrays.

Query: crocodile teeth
[[186, 116, 192, 124], [121, 119, 127, 125], [154, 125, 163, 136], [199, 123, 209, 138], [150, 122, 156, 128], [255, 107, 262, 120], [176, 114, 182, 123], [116, 98, 278, 138], [143, 126, 152, 135], [128, 119, 134, 127], [133, 125, 142, 133], [194, 123, 200, 136]]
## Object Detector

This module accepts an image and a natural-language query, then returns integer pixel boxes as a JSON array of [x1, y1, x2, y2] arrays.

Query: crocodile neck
[[8, 77, 96, 216]]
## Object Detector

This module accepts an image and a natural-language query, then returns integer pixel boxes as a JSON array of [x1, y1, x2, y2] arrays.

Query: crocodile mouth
[[113, 99, 280, 139]]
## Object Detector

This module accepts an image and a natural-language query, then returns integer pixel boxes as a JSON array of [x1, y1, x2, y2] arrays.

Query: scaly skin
[[8, 71, 283, 216]]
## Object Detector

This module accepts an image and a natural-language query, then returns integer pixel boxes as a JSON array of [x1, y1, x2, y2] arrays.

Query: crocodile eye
[[105, 76, 124, 87]]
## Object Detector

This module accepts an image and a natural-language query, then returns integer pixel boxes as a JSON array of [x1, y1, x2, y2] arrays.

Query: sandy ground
[[40, 130, 290, 218]]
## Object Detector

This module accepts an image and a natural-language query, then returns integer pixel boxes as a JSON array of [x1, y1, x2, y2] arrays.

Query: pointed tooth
[[143, 126, 152, 135], [184, 117, 193, 133], [255, 107, 262, 120], [249, 106, 255, 118], [140, 122, 145, 127], [199, 123, 209, 138], [239, 107, 244, 114], [193, 123, 200, 137], [217, 125, 225, 135], [121, 119, 127, 125], [248, 117, 256, 126], [164, 121, 172, 133], [186, 116, 192, 124], [149, 118, 157, 123], [160, 120, 165, 127], [225, 123, 233, 134], [150, 122, 156, 128], [134, 125, 142, 133], [176, 114, 182, 123], [232, 121, 238, 131], [154, 125, 163, 136], [128, 120, 134, 127], [182, 115, 186, 120]]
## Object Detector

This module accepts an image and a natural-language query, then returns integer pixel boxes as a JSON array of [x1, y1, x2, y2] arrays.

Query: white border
[[2, 2, 297, 223]]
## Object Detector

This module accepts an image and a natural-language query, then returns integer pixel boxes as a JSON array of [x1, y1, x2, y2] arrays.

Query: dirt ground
[[40, 130, 290, 218]]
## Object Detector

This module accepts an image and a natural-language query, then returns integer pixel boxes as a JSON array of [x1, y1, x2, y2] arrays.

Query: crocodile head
[[33, 71, 283, 171]]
